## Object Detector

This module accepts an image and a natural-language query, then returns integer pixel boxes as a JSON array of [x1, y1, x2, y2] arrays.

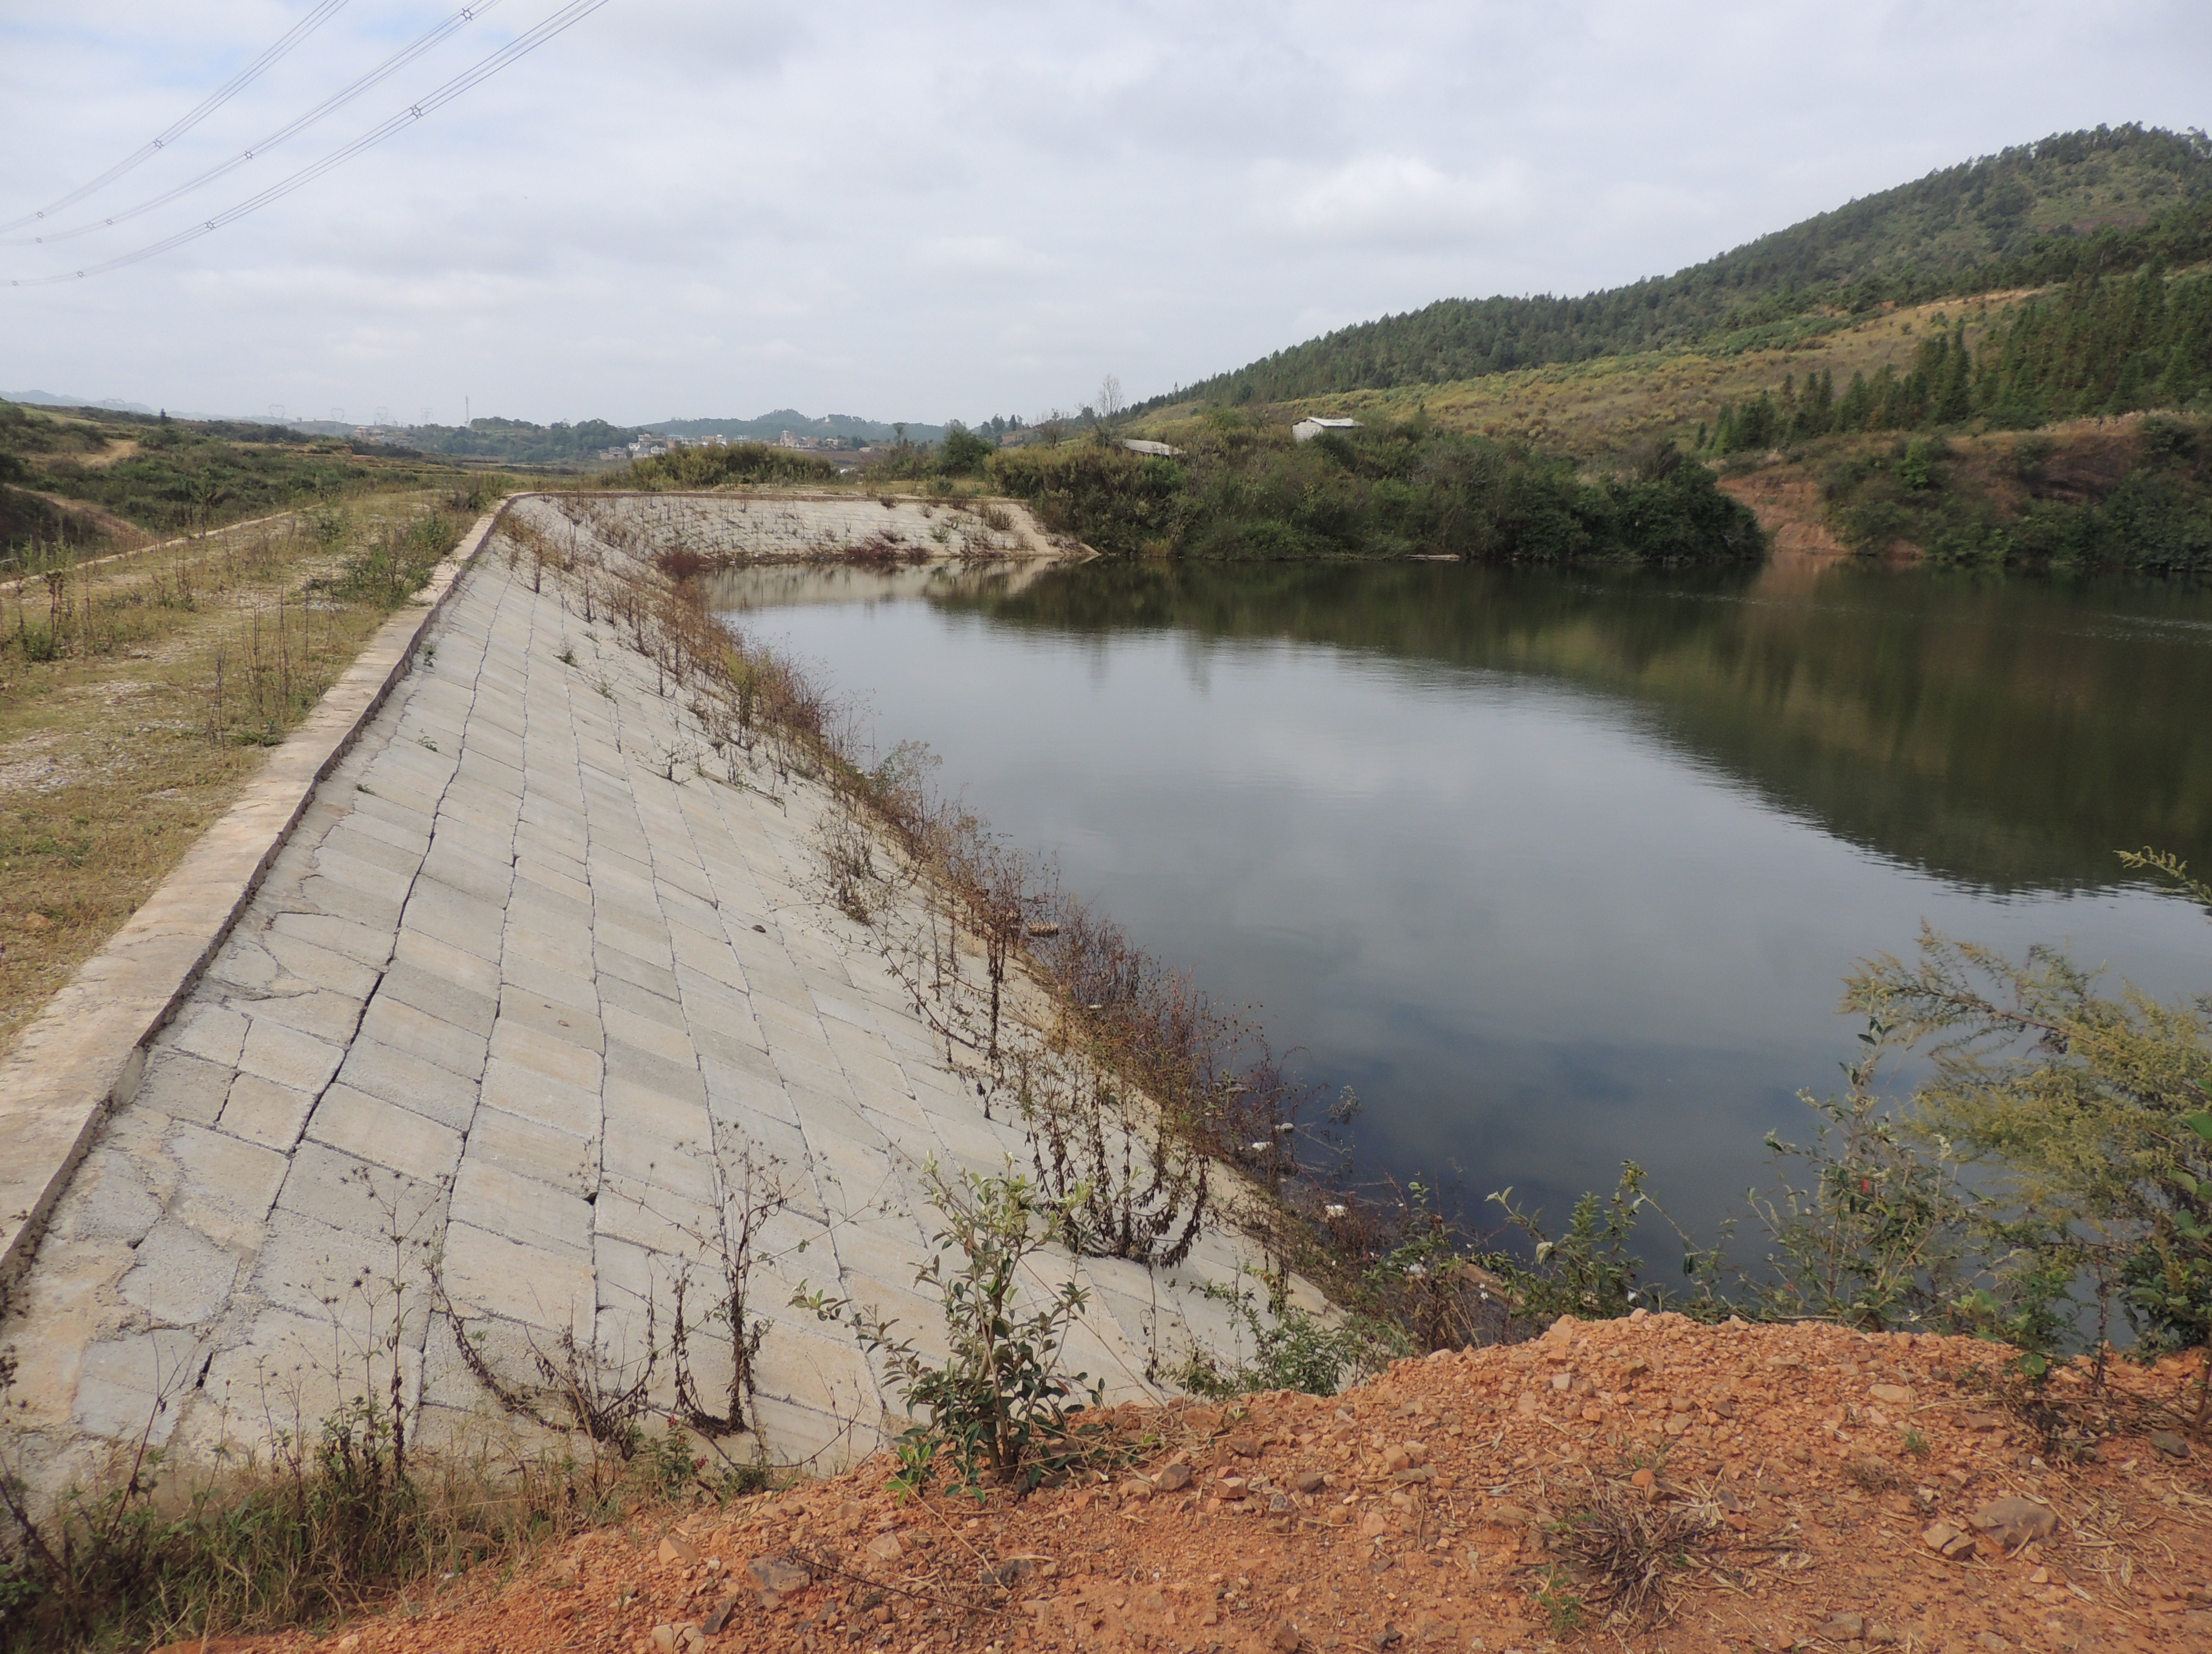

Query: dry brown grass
[[0, 492, 463, 1058], [1551, 1478, 1721, 1624]]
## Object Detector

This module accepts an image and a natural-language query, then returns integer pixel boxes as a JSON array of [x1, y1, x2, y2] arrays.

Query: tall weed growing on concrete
[[795, 1160, 1101, 1495]]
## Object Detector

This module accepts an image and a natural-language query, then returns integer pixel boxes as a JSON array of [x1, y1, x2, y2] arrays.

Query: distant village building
[[1292, 416, 1361, 442], [1118, 439, 1183, 457], [618, 433, 730, 458]]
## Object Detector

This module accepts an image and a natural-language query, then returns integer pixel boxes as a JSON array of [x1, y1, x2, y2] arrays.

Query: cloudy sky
[[3, 1, 2207, 428]]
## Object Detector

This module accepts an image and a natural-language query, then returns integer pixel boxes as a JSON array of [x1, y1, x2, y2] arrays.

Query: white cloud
[[1261, 154, 1532, 251], [910, 235, 1060, 280], [1, 1, 2207, 423]]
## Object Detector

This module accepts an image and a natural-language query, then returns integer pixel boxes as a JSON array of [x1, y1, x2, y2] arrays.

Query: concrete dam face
[[1, 495, 1300, 1505]]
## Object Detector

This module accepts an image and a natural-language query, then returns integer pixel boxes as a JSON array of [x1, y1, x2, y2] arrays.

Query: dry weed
[[1552, 1478, 1720, 1623]]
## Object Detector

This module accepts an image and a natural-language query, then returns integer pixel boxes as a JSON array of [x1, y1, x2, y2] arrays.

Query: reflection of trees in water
[[927, 561, 2212, 894]]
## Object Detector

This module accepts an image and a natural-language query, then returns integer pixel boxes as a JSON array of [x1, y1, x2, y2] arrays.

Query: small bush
[[938, 423, 995, 477], [795, 1162, 1101, 1496], [318, 512, 460, 607], [1174, 1279, 1404, 1398], [1485, 1162, 1718, 1324]]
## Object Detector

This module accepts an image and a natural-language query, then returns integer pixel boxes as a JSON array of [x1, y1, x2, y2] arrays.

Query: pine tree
[[1937, 325, 1973, 422]]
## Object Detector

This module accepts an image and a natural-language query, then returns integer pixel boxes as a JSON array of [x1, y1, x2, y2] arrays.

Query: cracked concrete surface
[[3, 508, 1282, 1501]]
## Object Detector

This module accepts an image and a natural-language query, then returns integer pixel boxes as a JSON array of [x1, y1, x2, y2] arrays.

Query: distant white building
[[1292, 416, 1361, 442], [1118, 439, 1183, 457]]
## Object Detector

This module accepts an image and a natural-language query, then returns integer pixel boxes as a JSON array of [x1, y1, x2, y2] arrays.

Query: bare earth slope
[[170, 1315, 2210, 1654]]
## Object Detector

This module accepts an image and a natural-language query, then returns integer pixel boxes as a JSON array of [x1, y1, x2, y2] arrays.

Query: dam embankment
[[0, 494, 1276, 1506]]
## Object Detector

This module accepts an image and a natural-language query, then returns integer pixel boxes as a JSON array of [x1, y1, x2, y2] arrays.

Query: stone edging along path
[[0, 506, 506, 1288]]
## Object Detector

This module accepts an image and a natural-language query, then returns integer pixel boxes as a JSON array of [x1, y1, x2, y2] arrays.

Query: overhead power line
[[7, 0, 615, 288], [6, 2, 510, 248], [0, 1, 352, 234]]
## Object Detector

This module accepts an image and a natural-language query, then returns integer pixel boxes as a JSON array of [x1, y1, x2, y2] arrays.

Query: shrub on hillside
[[989, 442, 1190, 555], [990, 419, 1762, 563], [611, 443, 836, 490]]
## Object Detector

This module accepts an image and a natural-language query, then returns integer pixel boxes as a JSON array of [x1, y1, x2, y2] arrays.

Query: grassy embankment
[[0, 399, 507, 546], [0, 398, 529, 1058]]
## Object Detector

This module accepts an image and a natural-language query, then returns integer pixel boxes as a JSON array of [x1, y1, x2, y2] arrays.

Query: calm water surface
[[713, 559, 2212, 1245]]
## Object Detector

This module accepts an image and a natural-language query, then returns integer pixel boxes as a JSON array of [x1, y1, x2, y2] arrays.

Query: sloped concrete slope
[[560, 490, 1065, 562], [2, 522, 1265, 1502]]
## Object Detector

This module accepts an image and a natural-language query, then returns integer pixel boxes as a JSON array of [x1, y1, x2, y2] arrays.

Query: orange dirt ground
[[158, 1314, 2211, 1654]]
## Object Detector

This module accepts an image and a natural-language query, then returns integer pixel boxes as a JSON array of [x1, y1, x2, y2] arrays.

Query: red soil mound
[[166, 1314, 2212, 1654]]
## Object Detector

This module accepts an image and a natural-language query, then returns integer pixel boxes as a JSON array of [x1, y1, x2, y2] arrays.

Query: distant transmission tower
[[268, 402, 285, 420], [331, 407, 345, 423], [373, 405, 392, 426]]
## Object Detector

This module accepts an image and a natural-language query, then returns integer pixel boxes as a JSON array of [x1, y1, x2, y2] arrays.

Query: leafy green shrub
[[1743, 1021, 1979, 1332], [795, 1161, 1101, 1496], [317, 512, 459, 607], [1601, 445, 1765, 561], [1482, 1162, 1723, 1324], [1898, 436, 1943, 490], [1846, 848, 2212, 1406], [1174, 1277, 1405, 1397], [989, 443, 1190, 555], [938, 423, 995, 477]]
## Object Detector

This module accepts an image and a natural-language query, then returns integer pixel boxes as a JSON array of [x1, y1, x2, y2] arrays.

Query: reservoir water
[[713, 557, 2212, 1248]]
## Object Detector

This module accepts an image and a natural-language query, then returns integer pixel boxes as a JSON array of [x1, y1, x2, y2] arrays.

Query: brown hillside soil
[[1718, 472, 1854, 561], [1714, 415, 2167, 560], [187, 1316, 2212, 1654]]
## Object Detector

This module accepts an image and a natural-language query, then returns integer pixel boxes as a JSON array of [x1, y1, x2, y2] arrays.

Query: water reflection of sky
[[720, 568, 2212, 1247]]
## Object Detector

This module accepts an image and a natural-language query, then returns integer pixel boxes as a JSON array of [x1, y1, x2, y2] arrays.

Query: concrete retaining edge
[[0, 501, 514, 1289]]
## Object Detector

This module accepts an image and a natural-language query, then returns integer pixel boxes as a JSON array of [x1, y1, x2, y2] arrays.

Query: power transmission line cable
[[7, 0, 615, 288], [6, 2, 510, 248], [0, 1, 352, 234]]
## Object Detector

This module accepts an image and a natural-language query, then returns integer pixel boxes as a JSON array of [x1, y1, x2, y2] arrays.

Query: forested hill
[[1165, 124, 2212, 409]]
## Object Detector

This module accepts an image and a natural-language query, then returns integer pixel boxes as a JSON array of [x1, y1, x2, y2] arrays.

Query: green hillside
[[1163, 124, 2212, 408], [0, 399, 494, 545]]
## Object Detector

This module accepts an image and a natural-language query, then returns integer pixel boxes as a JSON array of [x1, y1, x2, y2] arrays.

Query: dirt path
[[3, 502, 308, 594]]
